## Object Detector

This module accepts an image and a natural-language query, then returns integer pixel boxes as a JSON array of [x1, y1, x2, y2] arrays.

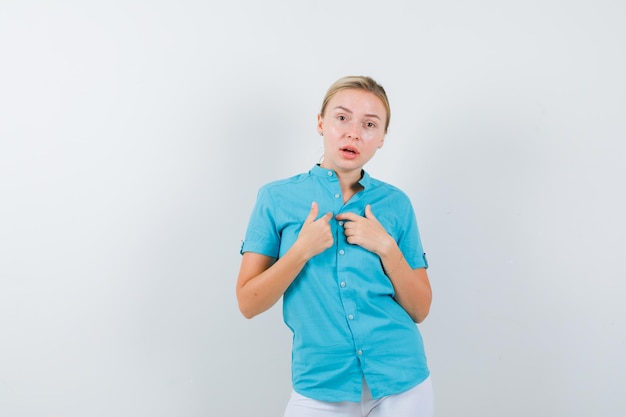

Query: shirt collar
[[310, 164, 372, 189]]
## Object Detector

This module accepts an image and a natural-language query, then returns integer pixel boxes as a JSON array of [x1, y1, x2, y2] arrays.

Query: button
[[339, 249, 345, 255], [340, 282, 346, 288], [357, 349, 363, 356], [334, 193, 340, 198], [348, 314, 354, 320], [327, 171, 333, 176], [338, 221, 344, 226]]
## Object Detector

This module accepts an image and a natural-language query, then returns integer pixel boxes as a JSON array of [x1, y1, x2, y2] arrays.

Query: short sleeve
[[397, 199, 428, 270], [240, 186, 281, 258]]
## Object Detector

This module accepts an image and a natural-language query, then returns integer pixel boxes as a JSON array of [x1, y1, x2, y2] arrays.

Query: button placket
[[335, 205, 359, 340], [337, 215, 349, 293]]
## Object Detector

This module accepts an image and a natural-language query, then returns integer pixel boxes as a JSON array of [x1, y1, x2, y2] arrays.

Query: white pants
[[283, 376, 434, 417]]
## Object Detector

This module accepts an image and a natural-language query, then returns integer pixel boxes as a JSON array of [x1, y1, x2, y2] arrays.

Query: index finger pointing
[[335, 212, 362, 221], [320, 212, 334, 223]]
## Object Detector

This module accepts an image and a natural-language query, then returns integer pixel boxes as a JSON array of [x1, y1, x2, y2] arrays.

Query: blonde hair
[[320, 75, 391, 133]]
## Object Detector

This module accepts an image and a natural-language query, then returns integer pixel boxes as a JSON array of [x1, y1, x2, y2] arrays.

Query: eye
[[337, 115, 347, 121], [365, 122, 376, 128]]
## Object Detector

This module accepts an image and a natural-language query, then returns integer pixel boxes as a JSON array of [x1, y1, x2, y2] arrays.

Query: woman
[[237, 76, 433, 417]]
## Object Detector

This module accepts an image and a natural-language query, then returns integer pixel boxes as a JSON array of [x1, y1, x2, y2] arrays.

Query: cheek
[[362, 130, 384, 143], [325, 124, 345, 139]]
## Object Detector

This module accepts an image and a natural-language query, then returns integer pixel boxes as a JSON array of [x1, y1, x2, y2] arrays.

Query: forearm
[[236, 244, 310, 319], [379, 244, 432, 323]]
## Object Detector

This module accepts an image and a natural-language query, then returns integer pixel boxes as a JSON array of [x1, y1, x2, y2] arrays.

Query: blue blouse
[[241, 165, 429, 402]]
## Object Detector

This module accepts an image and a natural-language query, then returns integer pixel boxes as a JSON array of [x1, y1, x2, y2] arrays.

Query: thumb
[[365, 204, 377, 221], [305, 201, 319, 223]]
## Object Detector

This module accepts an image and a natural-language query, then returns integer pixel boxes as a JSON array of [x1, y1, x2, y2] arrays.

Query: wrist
[[379, 242, 403, 274], [289, 239, 315, 264], [377, 235, 398, 259]]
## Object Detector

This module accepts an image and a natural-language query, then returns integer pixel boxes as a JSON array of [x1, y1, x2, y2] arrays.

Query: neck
[[334, 168, 364, 203], [337, 169, 362, 186]]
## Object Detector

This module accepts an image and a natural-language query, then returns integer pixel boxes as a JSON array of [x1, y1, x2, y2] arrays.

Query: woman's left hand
[[335, 205, 395, 256], [337, 204, 432, 323]]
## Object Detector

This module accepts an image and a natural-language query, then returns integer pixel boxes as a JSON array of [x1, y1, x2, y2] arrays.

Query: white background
[[1, 1, 625, 416]]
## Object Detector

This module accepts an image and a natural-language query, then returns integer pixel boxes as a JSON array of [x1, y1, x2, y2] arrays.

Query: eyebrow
[[334, 106, 381, 120]]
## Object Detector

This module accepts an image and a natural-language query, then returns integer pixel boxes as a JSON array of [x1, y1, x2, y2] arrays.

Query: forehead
[[328, 88, 387, 115]]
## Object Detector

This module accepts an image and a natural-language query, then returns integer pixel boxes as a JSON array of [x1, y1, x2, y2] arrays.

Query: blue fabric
[[241, 165, 429, 402]]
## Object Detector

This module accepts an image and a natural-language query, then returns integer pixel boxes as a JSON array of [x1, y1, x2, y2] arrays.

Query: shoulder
[[368, 176, 412, 204], [256, 171, 314, 200], [261, 172, 310, 190]]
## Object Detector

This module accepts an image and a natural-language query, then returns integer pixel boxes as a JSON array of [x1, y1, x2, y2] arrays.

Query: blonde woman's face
[[317, 88, 387, 175]]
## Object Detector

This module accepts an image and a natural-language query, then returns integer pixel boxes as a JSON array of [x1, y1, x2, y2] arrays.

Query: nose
[[346, 121, 361, 140]]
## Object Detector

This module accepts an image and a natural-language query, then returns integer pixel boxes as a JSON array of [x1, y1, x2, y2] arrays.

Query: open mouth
[[341, 146, 359, 155]]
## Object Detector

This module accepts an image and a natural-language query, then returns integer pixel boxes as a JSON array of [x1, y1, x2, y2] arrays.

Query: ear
[[377, 136, 385, 149], [317, 114, 323, 135]]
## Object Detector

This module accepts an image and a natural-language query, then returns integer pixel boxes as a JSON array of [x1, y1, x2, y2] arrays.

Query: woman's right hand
[[236, 201, 334, 319], [294, 202, 334, 260]]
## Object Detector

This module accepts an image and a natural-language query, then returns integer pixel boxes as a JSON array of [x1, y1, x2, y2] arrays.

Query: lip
[[340, 145, 360, 159]]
